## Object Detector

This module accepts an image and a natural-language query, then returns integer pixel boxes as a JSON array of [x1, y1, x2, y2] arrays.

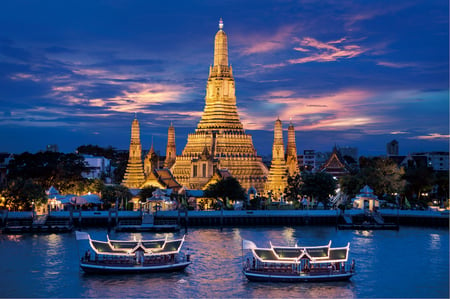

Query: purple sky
[[0, 0, 448, 157]]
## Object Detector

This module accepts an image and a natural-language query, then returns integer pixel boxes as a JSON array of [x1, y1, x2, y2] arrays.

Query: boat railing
[[245, 260, 355, 275], [81, 252, 190, 265]]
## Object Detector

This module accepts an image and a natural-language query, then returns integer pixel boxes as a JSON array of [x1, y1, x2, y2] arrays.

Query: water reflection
[[429, 233, 441, 250], [0, 227, 448, 298]]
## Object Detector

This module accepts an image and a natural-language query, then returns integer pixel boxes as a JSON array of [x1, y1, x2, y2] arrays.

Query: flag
[[75, 231, 90, 240], [404, 197, 411, 209], [242, 239, 257, 250]]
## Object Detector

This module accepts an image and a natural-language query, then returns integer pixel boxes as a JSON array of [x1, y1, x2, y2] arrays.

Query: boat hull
[[243, 270, 354, 282], [80, 261, 191, 274]]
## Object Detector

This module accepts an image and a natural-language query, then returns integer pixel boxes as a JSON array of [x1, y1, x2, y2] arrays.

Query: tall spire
[[122, 116, 145, 188], [164, 123, 176, 169], [264, 118, 288, 200], [170, 20, 269, 192], [286, 122, 299, 176], [214, 18, 228, 67], [198, 18, 240, 132]]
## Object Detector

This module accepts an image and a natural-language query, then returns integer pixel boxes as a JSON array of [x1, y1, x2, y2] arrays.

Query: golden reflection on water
[[429, 233, 441, 250]]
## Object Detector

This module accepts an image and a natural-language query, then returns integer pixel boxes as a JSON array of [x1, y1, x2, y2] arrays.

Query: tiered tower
[[122, 116, 145, 188], [144, 142, 159, 176], [264, 118, 288, 200], [164, 124, 176, 169], [170, 19, 268, 192], [285, 121, 299, 177]]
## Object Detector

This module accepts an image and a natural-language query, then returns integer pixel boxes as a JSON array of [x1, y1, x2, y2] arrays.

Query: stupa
[[170, 19, 268, 192], [264, 118, 288, 200], [285, 121, 299, 177], [164, 123, 176, 169], [122, 116, 145, 188]]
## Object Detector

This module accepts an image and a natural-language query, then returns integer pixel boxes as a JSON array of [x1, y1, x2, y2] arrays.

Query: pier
[[0, 209, 448, 233]]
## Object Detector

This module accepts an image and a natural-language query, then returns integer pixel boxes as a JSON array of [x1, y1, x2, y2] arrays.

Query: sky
[[0, 0, 448, 157]]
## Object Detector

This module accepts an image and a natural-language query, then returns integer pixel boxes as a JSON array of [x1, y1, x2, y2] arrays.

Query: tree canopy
[[203, 177, 247, 203]]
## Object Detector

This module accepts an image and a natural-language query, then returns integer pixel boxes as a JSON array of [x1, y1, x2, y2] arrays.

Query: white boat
[[76, 231, 191, 274], [242, 239, 355, 282]]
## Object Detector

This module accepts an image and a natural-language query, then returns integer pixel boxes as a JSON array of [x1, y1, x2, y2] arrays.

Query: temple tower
[[122, 116, 145, 189], [171, 19, 268, 192], [164, 124, 176, 169], [144, 142, 159, 176], [285, 121, 299, 177], [264, 118, 288, 200]]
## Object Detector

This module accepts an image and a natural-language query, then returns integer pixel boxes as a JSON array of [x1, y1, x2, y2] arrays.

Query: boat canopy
[[250, 241, 350, 264], [84, 234, 186, 256]]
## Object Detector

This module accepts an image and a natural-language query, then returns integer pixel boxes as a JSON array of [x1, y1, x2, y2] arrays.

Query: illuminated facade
[[164, 123, 176, 169], [144, 143, 159, 176], [122, 116, 145, 188], [264, 118, 288, 200], [285, 121, 299, 177], [170, 19, 268, 192]]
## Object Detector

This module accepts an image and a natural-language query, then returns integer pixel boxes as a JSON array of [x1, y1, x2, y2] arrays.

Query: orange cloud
[[100, 82, 190, 113], [411, 133, 450, 140], [259, 89, 376, 130], [238, 25, 296, 55], [288, 37, 365, 64]]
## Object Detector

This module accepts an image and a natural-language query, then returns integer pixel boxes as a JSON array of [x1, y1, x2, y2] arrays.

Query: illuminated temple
[[170, 19, 269, 192], [122, 116, 145, 189], [264, 118, 288, 199]]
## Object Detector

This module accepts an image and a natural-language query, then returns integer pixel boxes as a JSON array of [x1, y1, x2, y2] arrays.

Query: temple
[[320, 146, 351, 178], [122, 116, 145, 189], [264, 118, 288, 199], [170, 19, 269, 192]]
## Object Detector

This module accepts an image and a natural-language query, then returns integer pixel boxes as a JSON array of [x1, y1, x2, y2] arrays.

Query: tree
[[101, 185, 132, 209], [2, 178, 46, 211], [203, 177, 246, 209], [300, 171, 337, 207], [285, 173, 302, 203], [403, 165, 434, 206], [339, 157, 405, 199]]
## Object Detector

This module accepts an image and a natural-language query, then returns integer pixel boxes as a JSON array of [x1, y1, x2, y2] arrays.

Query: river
[[0, 226, 448, 298]]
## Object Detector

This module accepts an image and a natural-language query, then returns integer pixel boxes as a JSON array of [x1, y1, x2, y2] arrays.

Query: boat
[[242, 239, 355, 282], [75, 231, 191, 274]]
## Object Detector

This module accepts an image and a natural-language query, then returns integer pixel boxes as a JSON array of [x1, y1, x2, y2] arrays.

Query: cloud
[[237, 25, 296, 55], [251, 89, 375, 131], [411, 133, 450, 140], [377, 61, 416, 68], [288, 37, 365, 64], [10, 73, 41, 82]]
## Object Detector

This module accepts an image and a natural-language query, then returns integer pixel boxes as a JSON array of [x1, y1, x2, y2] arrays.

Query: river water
[[0, 226, 448, 298]]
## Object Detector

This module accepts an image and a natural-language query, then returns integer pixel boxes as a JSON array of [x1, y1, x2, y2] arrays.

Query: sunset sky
[[0, 0, 448, 157]]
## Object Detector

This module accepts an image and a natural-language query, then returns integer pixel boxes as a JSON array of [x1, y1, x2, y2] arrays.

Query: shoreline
[[1, 209, 448, 230]]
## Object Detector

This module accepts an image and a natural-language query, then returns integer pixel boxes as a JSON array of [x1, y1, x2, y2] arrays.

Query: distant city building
[[45, 144, 59, 152], [122, 116, 145, 189], [338, 146, 358, 162], [387, 140, 399, 156], [0, 153, 13, 186], [412, 152, 449, 171], [301, 150, 329, 172], [81, 155, 111, 180]]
